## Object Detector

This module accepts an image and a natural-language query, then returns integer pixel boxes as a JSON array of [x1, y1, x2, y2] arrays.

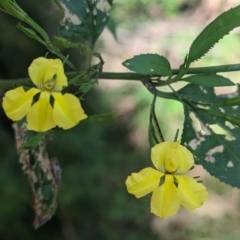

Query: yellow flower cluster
[[3, 57, 87, 132], [126, 141, 208, 218], [2, 56, 207, 218]]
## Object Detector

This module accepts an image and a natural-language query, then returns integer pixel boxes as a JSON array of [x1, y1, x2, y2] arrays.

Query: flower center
[[40, 74, 59, 91], [44, 79, 56, 90]]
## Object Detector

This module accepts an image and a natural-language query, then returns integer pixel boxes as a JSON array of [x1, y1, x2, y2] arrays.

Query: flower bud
[[151, 141, 194, 174]]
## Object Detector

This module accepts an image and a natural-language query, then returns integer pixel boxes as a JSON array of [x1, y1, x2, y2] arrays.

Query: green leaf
[[122, 54, 172, 76], [178, 83, 222, 104], [52, 36, 90, 52], [180, 74, 235, 87], [17, 23, 44, 44], [23, 132, 46, 149], [87, 113, 116, 122], [213, 96, 240, 107], [181, 85, 240, 188], [55, 0, 112, 45], [78, 82, 95, 93], [199, 108, 240, 127], [188, 5, 240, 62], [69, 72, 87, 86], [107, 16, 117, 41]]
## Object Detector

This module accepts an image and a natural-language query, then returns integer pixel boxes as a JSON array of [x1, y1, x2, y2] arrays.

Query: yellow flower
[[126, 141, 208, 218], [3, 57, 87, 132]]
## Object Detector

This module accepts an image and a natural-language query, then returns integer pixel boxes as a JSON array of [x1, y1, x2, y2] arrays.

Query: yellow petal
[[151, 141, 194, 174], [52, 92, 87, 130], [175, 175, 208, 211], [126, 167, 163, 198], [28, 57, 48, 86], [151, 142, 171, 172], [2, 87, 40, 121], [173, 144, 194, 174], [26, 91, 56, 132], [151, 174, 181, 217], [28, 57, 67, 91]]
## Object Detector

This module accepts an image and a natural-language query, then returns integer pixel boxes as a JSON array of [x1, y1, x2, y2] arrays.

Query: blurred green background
[[1, 0, 240, 239]]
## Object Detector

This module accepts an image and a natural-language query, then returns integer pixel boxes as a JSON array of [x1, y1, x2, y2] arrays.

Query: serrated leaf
[[122, 54, 172, 76], [188, 5, 240, 62], [180, 74, 235, 87], [55, 0, 112, 45], [181, 85, 240, 188]]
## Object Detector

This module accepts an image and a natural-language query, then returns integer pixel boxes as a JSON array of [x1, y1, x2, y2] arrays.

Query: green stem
[[1, 63, 240, 89], [99, 63, 240, 78], [0, 79, 34, 88], [86, 51, 93, 70], [177, 63, 240, 75]]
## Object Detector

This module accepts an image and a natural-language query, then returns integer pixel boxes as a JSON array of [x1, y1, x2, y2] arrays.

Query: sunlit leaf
[[188, 5, 240, 62]]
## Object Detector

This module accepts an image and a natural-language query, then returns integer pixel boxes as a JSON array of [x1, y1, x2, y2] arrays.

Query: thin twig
[[142, 79, 165, 142]]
